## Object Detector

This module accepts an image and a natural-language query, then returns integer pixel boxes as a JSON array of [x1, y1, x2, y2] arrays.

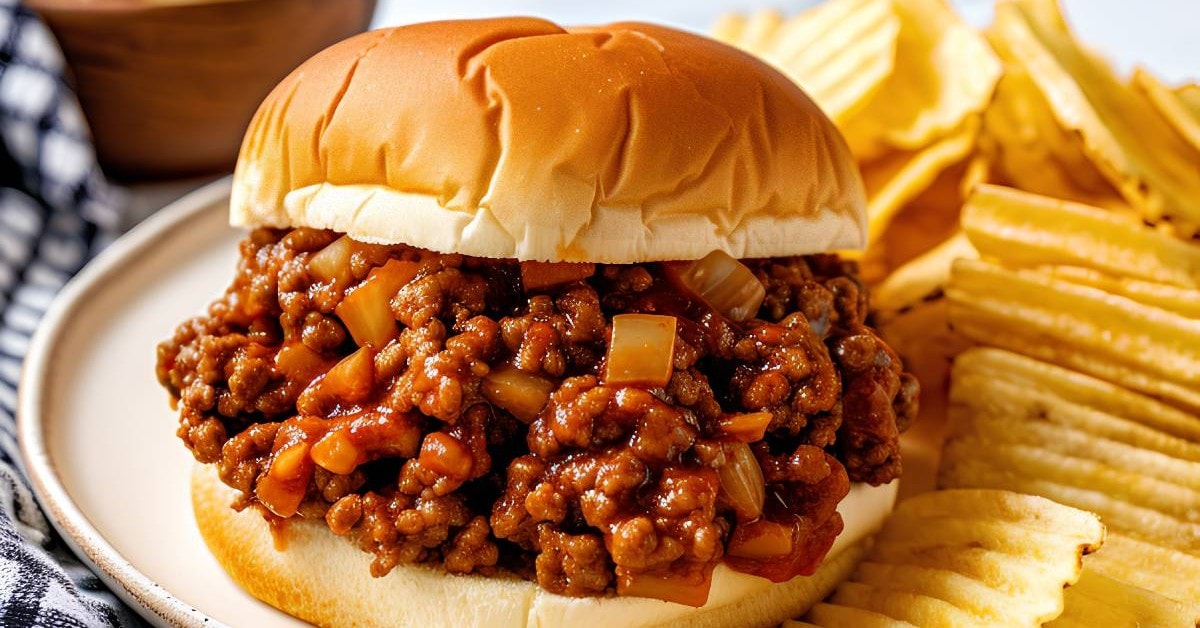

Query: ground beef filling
[[157, 227, 917, 601]]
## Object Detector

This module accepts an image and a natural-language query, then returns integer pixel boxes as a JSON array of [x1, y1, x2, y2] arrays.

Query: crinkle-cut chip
[[1086, 533, 1200, 608], [800, 489, 1101, 627], [950, 372, 1200, 464], [860, 118, 978, 253], [1034, 266, 1200, 319], [888, 487, 1107, 537], [949, 305, 1200, 414], [945, 425, 1200, 518], [840, 0, 1001, 161], [829, 581, 982, 627], [710, 13, 746, 47], [849, 563, 1035, 624], [874, 232, 976, 314], [960, 185, 1200, 289], [938, 441, 1200, 554], [951, 348, 1200, 443], [1048, 568, 1196, 627], [733, 9, 784, 55], [861, 156, 980, 284], [989, 0, 1200, 235], [1175, 83, 1200, 118], [713, 0, 900, 125], [793, 604, 916, 627], [1133, 66, 1200, 154], [939, 434, 1200, 528], [977, 66, 1123, 209], [946, 259, 1200, 412]]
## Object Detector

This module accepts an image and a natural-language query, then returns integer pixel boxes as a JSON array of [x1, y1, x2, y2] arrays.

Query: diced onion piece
[[418, 432, 473, 480], [257, 441, 313, 517], [618, 569, 713, 607], [481, 364, 555, 423], [319, 346, 374, 402], [307, 235, 355, 286], [310, 430, 361, 475], [726, 519, 795, 559], [715, 411, 773, 442], [678, 250, 765, 322], [274, 342, 328, 384], [336, 259, 420, 348], [716, 442, 765, 521], [520, 261, 596, 291], [604, 314, 677, 387]]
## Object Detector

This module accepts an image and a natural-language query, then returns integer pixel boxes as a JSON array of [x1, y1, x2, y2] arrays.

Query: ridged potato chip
[[1134, 66, 1200, 154], [951, 348, 1200, 443], [862, 157, 981, 283], [1035, 266, 1200, 319], [961, 185, 1200, 288], [989, 0, 1200, 235], [712, 0, 899, 125], [840, 0, 1001, 161], [1086, 533, 1200, 606], [874, 232, 976, 314], [1048, 569, 1196, 627], [795, 604, 914, 627], [941, 348, 1200, 619], [860, 119, 979, 255], [799, 489, 1102, 627], [946, 258, 1200, 412], [977, 67, 1123, 209]]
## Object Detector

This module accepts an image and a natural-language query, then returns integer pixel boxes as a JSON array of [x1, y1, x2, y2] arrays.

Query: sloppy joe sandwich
[[156, 17, 917, 627]]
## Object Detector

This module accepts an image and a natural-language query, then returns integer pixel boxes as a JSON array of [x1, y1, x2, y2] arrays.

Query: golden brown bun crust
[[231, 18, 867, 262], [191, 463, 893, 627]]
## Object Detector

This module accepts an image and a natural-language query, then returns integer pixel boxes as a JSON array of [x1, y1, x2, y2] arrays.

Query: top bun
[[231, 18, 867, 262]]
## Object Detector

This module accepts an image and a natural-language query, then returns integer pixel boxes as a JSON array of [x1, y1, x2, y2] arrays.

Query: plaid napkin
[[0, 1, 143, 625]]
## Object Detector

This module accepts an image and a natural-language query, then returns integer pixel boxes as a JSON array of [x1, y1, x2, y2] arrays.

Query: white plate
[[19, 178, 306, 627]]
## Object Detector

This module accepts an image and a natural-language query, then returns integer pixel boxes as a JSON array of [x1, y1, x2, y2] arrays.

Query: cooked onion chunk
[[604, 314, 677, 387], [679, 250, 766, 322], [336, 259, 420, 348]]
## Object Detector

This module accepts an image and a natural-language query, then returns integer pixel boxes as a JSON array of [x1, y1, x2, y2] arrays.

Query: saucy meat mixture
[[157, 227, 917, 605]]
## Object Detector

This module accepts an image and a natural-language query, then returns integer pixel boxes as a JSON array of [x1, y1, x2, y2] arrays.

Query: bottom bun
[[192, 463, 896, 627]]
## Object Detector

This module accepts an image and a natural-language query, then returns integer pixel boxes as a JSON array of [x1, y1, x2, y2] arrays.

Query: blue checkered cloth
[[0, 1, 143, 625]]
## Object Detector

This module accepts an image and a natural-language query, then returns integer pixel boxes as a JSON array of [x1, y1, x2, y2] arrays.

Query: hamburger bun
[[230, 18, 867, 262], [192, 463, 894, 627]]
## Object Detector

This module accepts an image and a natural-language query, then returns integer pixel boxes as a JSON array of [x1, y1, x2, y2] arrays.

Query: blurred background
[[15, 0, 1199, 217]]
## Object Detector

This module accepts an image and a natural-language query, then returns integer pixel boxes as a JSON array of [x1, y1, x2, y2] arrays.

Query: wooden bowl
[[29, 0, 377, 180]]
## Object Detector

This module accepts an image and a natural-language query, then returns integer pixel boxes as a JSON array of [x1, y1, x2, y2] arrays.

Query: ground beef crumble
[[157, 227, 916, 601]]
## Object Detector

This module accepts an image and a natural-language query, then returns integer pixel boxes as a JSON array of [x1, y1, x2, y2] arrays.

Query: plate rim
[[17, 177, 236, 628]]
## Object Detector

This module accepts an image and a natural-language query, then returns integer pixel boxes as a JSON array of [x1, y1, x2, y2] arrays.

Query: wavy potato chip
[[1048, 569, 1196, 627], [938, 442, 1200, 554], [1175, 83, 1200, 118], [874, 232, 976, 314], [1086, 533, 1200, 607], [1035, 266, 1200, 319], [951, 348, 1200, 443], [946, 258, 1200, 411], [712, 0, 899, 124], [860, 119, 979, 252], [841, 0, 1001, 161], [960, 185, 1200, 288], [977, 67, 1123, 209], [1133, 66, 1200, 154], [862, 157, 981, 283], [950, 373, 1200, 463], [989, 0, 1200, 235], [796, 604, 914, 627], [801, 489, 1102, 627]]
